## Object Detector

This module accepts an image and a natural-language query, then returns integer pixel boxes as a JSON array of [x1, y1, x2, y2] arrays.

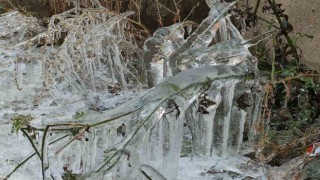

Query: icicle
[[91, 130, 98, 168], [145, 107, 165, 169], [49, 166, 63, 180], [248, 90, 264, 144], [34, 60, 42, 85], [105, 51, 117, 84], [150, 60, 164, 85], [161, 97, 186, 179], [186, 80, 222, 157], [226, 16, 244, 41], [220, 83, 236, 157], [87, 58, 96, 91], [212, 79, 238, 157], [26, 58, 36, 85], [15, 60, 23, 90], [73, 141, 82, 172], [229, 106, 247, 153], [111, 43, 128, 94], [93, 38, 102, 71], [187, 23, 193, 35], [16, 25, 27, 42], [219, 18, 228, 41]]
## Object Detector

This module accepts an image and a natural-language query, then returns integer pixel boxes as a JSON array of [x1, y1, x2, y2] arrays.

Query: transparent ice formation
[[0, 0, 271, 179]]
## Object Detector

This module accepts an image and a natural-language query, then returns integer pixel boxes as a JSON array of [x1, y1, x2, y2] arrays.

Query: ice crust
[[0, 1, 268, 179]]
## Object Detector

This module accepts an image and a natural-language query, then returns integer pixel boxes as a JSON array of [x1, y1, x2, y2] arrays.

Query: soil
[[247, 0, 320, 70], [281, 0, 320, 70]]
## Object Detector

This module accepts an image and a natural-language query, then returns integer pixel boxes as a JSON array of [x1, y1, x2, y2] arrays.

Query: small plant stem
[[257, 16, 279, 29], [4, 135, 68, 179], [274, 73, 319, 83], [266, 0, 300, 66], [40, 123, 87, 179], [4, 153, 36, 179], [172, 0, 181, 22], [90, 105, 146, 127], [55, 125, 90, 155], [49, 135, 69, 145], [271, 48, 275, 82], [41, 125, 51, 180], [253, 0, 261, 16], [4, 0, 17, 11], [183, 2, 199, 22], [155, 0, 163, 27], [21, 128, 42, 160], [242, 30, 274, 46]]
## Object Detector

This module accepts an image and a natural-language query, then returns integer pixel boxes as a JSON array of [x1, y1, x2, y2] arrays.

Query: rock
[[303, 158, 320, 179]]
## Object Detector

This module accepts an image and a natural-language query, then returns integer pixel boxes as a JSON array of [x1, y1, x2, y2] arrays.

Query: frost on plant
[[10, 6, 149, 101], [1, 0, 270, 179]]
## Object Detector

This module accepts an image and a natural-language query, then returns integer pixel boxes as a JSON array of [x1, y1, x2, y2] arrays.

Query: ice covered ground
[[0, 9, 306, 180], [0, 11, 137, 179]]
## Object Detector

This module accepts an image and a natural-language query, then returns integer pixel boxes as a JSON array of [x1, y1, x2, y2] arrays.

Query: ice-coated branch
[[169, 1, 239, 75], [27, 64, 247, 179]]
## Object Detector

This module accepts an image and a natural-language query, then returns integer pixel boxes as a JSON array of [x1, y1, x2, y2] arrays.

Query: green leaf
[[73, 110, 85, 119], [11, 114, 34, 134]]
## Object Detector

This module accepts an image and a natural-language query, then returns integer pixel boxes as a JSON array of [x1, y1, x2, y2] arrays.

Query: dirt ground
[[252, 0, 320, 69], [281, 0, 320, 69]]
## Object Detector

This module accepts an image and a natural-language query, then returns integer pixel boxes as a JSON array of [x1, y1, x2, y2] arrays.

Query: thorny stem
[[266, 0, 300, 66]]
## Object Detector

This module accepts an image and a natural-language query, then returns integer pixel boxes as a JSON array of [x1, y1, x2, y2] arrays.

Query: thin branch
[[253, 0, 260, 16], [172, 0, 181, 22], [4, 153, 36, 179], [21, 128, 42, 160], [257, 16, 279, 29], [183, 2, 199, 22], [55, 125, 90, 155], [4, 134, 68, 179], [95, 99, 166, 172], [266, 0, 300, 65], [90, 105, 146, 127]]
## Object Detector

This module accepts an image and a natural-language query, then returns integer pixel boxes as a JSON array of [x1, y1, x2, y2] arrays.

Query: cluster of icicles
[[3, 0, 267, 179]]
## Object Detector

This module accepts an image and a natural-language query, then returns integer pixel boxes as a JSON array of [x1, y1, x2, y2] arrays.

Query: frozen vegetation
[[0, 0, 308, 179]]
